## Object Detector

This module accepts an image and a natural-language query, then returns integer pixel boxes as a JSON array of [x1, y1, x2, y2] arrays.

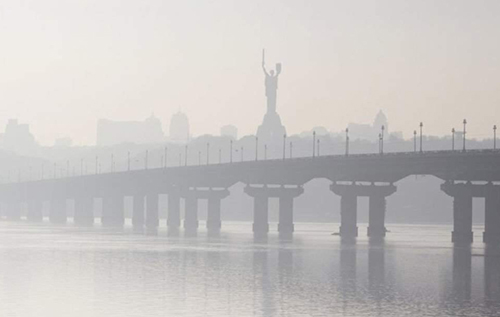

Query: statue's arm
[[262, 64, 269, 76]]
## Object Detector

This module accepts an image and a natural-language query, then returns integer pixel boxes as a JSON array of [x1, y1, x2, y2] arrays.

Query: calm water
[[0, 221, 499, 317]]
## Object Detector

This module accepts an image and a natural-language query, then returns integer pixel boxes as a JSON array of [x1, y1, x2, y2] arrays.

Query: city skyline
[[1, 1, 499, 145]]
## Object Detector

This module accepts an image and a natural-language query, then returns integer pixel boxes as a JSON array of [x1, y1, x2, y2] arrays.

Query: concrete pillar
[[102, 195, 124, 227], [452, 195, 473, 244], [27, 200, 43, 222], [167, 192, 181, 230], [74, 196, 94, 226], [50, 199, 67, 224], [207, 196, 222, 233], [368, 194, 387, 239], [441, 182, 474, 244], [278, 195, 294, 237], [340, 194, 358, 238], [146, 193, 159, 230], [252, 195, 269, 236], [484, 193, 500, 244], [184, 196, 199, 233], [132, 195, 145, 228]]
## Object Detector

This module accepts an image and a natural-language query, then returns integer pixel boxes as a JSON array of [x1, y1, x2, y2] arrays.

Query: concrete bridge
[[1, 149, 499, 243]]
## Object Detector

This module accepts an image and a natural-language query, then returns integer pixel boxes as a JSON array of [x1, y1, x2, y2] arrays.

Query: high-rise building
[[168, 111, 190, 143], [96, 114, 164, 146]]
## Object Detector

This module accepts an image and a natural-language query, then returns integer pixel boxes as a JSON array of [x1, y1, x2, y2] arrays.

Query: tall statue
[[262, 49, 282, 114]]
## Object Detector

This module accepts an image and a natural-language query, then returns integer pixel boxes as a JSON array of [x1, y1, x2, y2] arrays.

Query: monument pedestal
[[256, 111, 286, 148]]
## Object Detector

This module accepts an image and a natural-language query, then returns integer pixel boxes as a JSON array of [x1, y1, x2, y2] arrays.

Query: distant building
[[96, 114, 164, 146], [220, 125, 238, 139], [0, 119, 37, 154], [54, 137, 73, 147], [168, 111, 190, 143], [348, 110, 389, 141]]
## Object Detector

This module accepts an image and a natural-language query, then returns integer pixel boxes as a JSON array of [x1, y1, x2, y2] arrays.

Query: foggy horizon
[[1, 0, 500, 145]]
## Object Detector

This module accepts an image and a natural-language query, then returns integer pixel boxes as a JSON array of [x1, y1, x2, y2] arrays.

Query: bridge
[[1, 149, 499, 243]]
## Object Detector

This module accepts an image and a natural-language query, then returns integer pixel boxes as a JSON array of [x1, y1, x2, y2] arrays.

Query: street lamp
[[462, 119, 467, 152], [451, 128, 455, 151], [419, 122, 423, 153], [345, 128, 349, 156], [145, 150, 149, 170], [264, 144, 267, 160], [290, 141, 293, 159], [241, 146, 244, 162], [317, 139, 320, 157], [219, 148, 222, 164], [494, 125, 497, 150], [198, 151, 201, 165], [313, 131, 316, 158], [413, 130, 416, 153], [381, 125, 385, 154], [95, 157, 98, 175], [378, 133, 382, 154]]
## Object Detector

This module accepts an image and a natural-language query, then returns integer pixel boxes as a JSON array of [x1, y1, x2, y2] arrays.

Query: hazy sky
[[1, 0, 499, 145]]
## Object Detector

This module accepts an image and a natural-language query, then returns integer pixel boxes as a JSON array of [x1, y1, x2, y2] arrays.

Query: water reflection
[[1, 224, 500, 316]]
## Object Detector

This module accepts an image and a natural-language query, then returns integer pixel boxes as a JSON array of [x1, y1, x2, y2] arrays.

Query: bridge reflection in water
[[0, 223, 499, 316]]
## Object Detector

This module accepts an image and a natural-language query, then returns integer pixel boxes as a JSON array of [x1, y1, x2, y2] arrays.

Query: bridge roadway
[[0, 149, 499, 243]]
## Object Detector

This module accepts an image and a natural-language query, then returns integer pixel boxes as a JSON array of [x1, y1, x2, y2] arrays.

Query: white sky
[[0, 0, 499, 145]]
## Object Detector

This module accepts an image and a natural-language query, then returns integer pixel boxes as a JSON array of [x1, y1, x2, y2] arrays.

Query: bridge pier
[[74, 196, 94, 226], [27, 200, 43, 222], [146, 193, 159, 233], [167, 189, 181, 232], [441, 182, 474, 244], [331, 183, 396, 239], [330, 185, 358, 239], [245, 185, 303, 238], [102, 195, 124, 227], [206, 189, 230, 235], [132, 194, 145, 229], [184, 195, 199, 235], [50, 199, 67, 224], [277, 187, 304, 238], [484, 189, 500, 244]]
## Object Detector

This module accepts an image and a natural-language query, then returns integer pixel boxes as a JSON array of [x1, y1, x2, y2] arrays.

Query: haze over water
[[0, 221, 498, 317]]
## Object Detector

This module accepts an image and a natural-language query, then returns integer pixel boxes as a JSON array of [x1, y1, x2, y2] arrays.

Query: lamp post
[[413, 130, 417, 153], [378, 133, 382, 154], [451, 128, 455, 151], [264, 144, 267, 160], [494, 125, 497, 150], [219, 148, 222, 164], [241, 146, 244, 162], [313, 131, 316, 158], [283, 134, 287, 160], [317, 139, 320, 157], [419, 122, 423, 153], [145, 150, 149, 170], [290, 142, 293, 159], [95, 157, 98, 175], [462, 119, 467, 152], [198, 151, 201, 165], [345, 128, 349, 156], [381, 125, 385, 154], [111, 154, 114, 172]]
